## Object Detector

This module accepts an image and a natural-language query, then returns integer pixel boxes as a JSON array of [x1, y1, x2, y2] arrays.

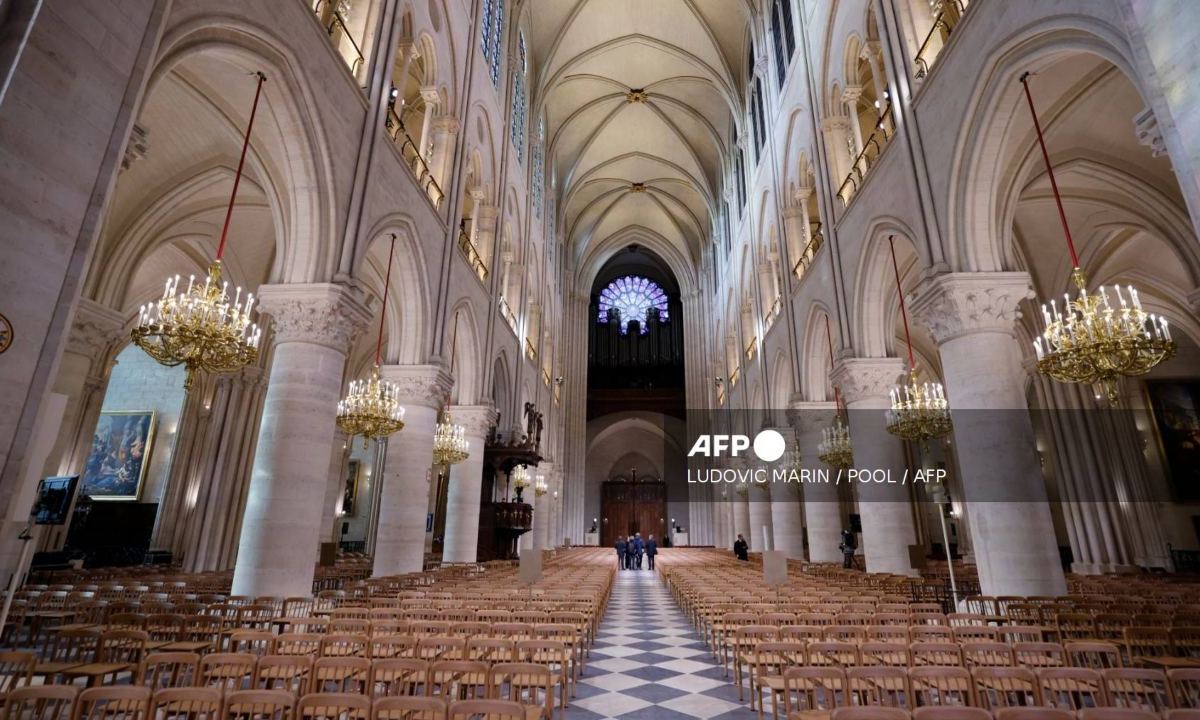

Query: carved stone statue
[[524, 401, 537, 440], [534, 411, 544, 449]]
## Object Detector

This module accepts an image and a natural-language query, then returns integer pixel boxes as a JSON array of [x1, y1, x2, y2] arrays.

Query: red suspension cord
[[888, 235, 916, 372], [375, 234, 397, 367], [1020, 72, 1080, 269], [215, 72, 267, 262]]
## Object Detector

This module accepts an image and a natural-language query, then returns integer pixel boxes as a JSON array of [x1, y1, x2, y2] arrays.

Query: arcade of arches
[[5, 0, 1200, 618]]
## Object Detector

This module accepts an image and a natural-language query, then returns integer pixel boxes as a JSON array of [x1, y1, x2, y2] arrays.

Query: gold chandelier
[[819, 315, 854, 470], [132, 73, 269, 391], [512, 465, 531, 490], [336, 233, 406, 447], [885, 235, 953, 443], [432, 406, 469, 465], [534, 474, 548, 497], [1020, 73, 1175, 405]]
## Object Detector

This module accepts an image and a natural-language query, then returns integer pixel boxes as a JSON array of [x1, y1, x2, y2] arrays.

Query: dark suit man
[[840, 529, 857, 569], [734, 534, 749, 561], [615, 537, 627, 569], [625, 535, 635, 570], [633, 533, 645, 569], [645, 535, 658, 570]]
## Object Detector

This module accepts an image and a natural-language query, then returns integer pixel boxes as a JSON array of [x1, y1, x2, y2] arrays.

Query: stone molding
[[379, 364, 453, 408], [448, 404, 497, 438], [909, 271, 1033, 345], [831, 357, 907, 405], [786, 401, 838, 433], [256, 283, 372, 352], [69, 299, 125, 357]]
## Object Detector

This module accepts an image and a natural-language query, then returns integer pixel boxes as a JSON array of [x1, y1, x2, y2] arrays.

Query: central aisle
[[571, 568, 753, 720]]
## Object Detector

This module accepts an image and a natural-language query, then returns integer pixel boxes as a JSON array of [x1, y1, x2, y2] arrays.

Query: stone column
[[232, 284, 370, 598], [372, 364, 451, 576], [749, 483, 774, 551], [473, 204, 499, 271], [843, 86, 866, 155], [770, 424, 806, 558], [427, 115, 459, 191], [832, 358, 917, 576], [790, 402, 843, 562], [733, 482, 752, 548], [821, 116, 853, 188], [862, 42, 888, 105], [531, 461, 554, 552], [782, 204, 807, 275], [417, 86, 439, 158], [440, 405, 496, 563], [910, 272, 1067, 596]]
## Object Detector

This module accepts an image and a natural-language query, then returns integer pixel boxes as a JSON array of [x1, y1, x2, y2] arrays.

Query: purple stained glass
[[597, 276, 669, 334]]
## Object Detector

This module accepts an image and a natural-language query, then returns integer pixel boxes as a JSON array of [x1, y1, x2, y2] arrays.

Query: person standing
[[645, 534, 658, 570], [840, 529, 857, 569], [633, 532, 645, 569], [625, 535, 635, 570], [734, 534, 749, 561], [615, 536, 627, 570]]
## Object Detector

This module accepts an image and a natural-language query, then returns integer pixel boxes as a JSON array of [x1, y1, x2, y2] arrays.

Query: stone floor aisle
[[569, 568, 754, 720]]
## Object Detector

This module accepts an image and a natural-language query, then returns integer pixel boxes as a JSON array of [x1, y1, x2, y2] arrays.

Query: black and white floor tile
[[569, 569, 754, 720]]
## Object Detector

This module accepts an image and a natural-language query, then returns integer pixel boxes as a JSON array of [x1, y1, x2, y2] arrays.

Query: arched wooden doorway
[[600, 471, 666, 546]]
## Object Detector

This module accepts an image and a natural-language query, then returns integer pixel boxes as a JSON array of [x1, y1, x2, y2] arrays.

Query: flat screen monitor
[[32, 476, 79, 525]]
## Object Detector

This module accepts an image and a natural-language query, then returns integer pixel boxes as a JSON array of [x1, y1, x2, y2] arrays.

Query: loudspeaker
[[848, 513, 862, 533]]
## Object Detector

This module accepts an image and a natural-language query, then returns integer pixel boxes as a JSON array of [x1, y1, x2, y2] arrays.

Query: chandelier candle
[[819, 314, 854, 470]]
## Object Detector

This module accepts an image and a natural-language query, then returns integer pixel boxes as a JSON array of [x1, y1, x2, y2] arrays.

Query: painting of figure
[[81, 411, 156, 500], [1146, 380, 1200, 501]]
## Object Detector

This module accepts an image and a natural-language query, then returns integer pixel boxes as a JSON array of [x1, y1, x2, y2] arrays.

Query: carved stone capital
[[786, 400, 838, 433], [860, 40, 883, 61], [431, 115, 460, 134], [419, 86, 441, 104], [256, 283, 372, 353], [909, 272, 1033, 345], [821, 115, 850, 133], [841, 85, 864, 105], [831, 357, 907, 406], [448, 404, 497, 439], [69, 299, 125, 358], [379, 364, 454, 408], [1134, 106, 1167, 158]]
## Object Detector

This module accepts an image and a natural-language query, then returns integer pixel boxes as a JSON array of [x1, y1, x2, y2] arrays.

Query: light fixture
[[336, 233, 406, 447], [884, 236, 952, 444], [132, 73, 268, 391], [534, 474, 548, 497], [432, 408, 469, 466], [818, 314, 855, 470], [512, 465, 531, 502], [1020, 73, 1175, 405]]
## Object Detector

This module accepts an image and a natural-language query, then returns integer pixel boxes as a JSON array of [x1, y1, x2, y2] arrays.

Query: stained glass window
[[597, 276, 670, 334], [511, 32, 527, 163]]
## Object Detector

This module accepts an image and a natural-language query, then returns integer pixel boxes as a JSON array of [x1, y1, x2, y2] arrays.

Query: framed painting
[[342, 459, 360, 516], [81, 411, 156, 500], [1146, 380, 1200, 501]]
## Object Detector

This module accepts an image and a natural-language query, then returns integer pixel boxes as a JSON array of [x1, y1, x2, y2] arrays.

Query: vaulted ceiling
[[529, 0, 754, 277]]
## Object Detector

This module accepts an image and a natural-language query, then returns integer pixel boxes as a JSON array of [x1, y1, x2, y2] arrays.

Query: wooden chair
[[1067, 642, 1123, 670], [807, 641, 860, 668], [223, 689, 294, 720], [1077, 710, 1160, 720], [75, 686, 152, 720], [1123, 628, 1170, 666], [369, 658, 428, 698], [466, 639, 515, 665], [1101, 668, 1172, 712], [416, 638, 466, 663], [993, 710, 1073, 720], [781, 667, 848, 719], [64, 629, 147, 686], [139, 652, 200, 689], [908, 666, 974, 707], [446, 699, 526, 720], [296, 693, 370, 720], [150, 687, 223, 720], [911, 708, 991, 720], [0, 686, 79, 720], [1036, 667, 1106, 711], [971, 667, 1039, 710], [0, 651, 35, 695], [1169, 668, 1200, 709], [229, 631, 276, 657], [848, 666, 911, 709], [830, 709, 910, 720], [862, 643, 911, 668], [320, 634, 369, 658], [516, 641, 570, 707], [199, 652, 257, 691], [1013, 643, 1065, 669], [911, 642, 963, 667], [311, 657, 370, 694], [276, 634, 324, 657], [486, 663, 554, 720], [427, 661, 489, 704], [253, 655, 312, 695], [963, 643, 1016, 668], [372, 696, 447, 720]]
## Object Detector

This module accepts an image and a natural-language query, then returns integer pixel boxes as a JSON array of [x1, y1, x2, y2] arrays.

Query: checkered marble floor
[[569, 569, 754, 720]]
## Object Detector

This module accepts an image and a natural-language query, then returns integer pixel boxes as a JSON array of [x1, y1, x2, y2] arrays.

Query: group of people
[[730, 528, 858, 568], [614, 532, 658, 570]]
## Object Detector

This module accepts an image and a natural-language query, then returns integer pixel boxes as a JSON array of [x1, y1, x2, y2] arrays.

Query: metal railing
[[914, 1, 969, 81], [837, 105, 895, 206], [456, 226, 489, 281], [385, 106, 444, 208], [312, 0, 365, 79], [744, 337, 757, 361], [792, 224, 824, 278], [542, 368, 551, 386], [729, 366, 741, 388], [525, 338, 537, 361], [498, 297, 518, 332], [763, 297, 782, 330]]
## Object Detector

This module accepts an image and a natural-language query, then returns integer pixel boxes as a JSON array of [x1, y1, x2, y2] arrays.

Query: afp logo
[[687, 429, 787, 462]]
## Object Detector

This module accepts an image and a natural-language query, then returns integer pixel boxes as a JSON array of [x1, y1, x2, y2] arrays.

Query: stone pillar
[[748, 483, 774, 551], [791, 402, 843, 562], [770, 455, 806, 560], [473, 204, 499, 271], [232, 284, 370, 598], [832, 358, 917, 576], [843, 86, 865, 154], [531, 462, 554, 552], [733, 483, 752, 548], [372, 364, 452, 576], [862, 42, 888, 105], [821, 115, 853, 188], [417, 86, 439, 158], [782, 204, 808, 274], [427, 115, 459, 191], [910, 272, 1067, 596], [440, 405, 496, 563]]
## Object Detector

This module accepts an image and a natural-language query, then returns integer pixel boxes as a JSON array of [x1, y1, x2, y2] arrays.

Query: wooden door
[[601, 480, 666, 547]]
